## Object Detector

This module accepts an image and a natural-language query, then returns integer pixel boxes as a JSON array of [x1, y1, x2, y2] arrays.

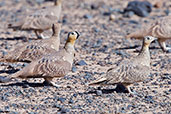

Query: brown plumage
[[0, 31, 80, 87], [89, 36, 157, 94], [0, 23, 61, 63], [126, 16, 171, 52], [8, 0, 62, 39]]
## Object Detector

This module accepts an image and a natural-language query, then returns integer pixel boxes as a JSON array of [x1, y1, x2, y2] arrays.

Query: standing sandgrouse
[[126, 16, 171, 53], [0, 31, 80, 87], [89, 36, 157, 95], [8, 0, 62, 39], [0, 23, 61, 63]]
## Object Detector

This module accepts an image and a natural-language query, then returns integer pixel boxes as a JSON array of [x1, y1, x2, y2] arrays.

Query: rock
[[71, 66, 77, 72], [123, 11, 134, 18], [53, 104, 62, 108], [58, 97, 66, 103], [129, 20, 139, 24], [92, 27, 100, 32], [109, 14, 116, 21], [92, 39, 103, 48], [96, 90, 102, 96], [90, 4, 99, 10], [83, 14, 92, 19], [103, 12, 111, 16], [76, 60, 87, 66], [59, 108, 70, 113], [124, 1, 152, 17]]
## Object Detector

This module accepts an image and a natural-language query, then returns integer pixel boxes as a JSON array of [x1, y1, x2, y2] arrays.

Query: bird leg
[[124, 84, 138, 96], [34, 30, 44, 39], [43, 78, 61, 88], [158, 39, 171, 53]]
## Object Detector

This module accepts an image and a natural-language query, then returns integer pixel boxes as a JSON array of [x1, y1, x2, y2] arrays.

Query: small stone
[[58, 97, 66, 103], [92, 27, 99, 32], [103, 12, 111, 16], [68, 99, 74, 104], [72, 66, 77, 72], [76, 60, 87, 66], [123, 11, 134, 18], [129, 20, 139, 24], [83, 14, 92, 19], [91, 4, 98, 10], [109, 14, 115, 21], [124, 1, 152, 17], [96, 90, 102, 96], [53, 104, 62, 108]]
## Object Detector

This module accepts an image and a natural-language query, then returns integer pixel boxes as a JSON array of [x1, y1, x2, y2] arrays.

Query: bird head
[[143, 36, 157, 46], [66, 31, 80, 45], [64, 31, 80, 53]]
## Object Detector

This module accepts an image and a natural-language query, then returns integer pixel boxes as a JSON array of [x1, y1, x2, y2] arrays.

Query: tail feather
[[0, 70, 22, 83], [126, 32, 143, 39], [89, 77, 108, 85], [8, 21, 24, 30]]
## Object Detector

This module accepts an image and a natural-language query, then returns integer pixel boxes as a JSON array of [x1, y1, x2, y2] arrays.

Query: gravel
[[0, 0, 170, 113]]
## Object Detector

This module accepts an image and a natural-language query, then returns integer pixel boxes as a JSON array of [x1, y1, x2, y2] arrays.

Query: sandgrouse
[[8, 0, 62, 39], [89, 36, 157, 95], [126, 16, 171, 53], [0, 23, 61, 63], [0, 31, 80, 87]]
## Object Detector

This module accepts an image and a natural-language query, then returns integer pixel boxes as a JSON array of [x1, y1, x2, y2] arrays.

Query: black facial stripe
[[75, 31, 80, 39]]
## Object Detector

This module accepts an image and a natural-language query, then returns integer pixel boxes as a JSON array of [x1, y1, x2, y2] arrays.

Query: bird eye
[[71, 32, 75, 35], [146, 37, 150, 40]]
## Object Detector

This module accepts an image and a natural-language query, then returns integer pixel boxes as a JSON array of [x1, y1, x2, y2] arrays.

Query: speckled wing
[[1, 44, 56, 63], [16, 45, 57, 62], [151, 16, 171, 39], [21, 12, 58, 30], [32, 54, 72, 78], [105, 61, 150, 85]]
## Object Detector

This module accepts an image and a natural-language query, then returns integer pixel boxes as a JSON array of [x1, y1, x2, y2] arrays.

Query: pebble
[[71, 66, 77, 72], [58, 97, 66, 103], [92, 39, 103, 48], [109, 14, 116, 21], [124, 1, 152, 17], [76, 60, 87, 66], [96, 90, 103, 96], [123, 11, 134, 18], [83, 14, 92, 19]]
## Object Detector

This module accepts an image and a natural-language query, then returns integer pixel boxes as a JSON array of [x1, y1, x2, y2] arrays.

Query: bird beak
[[75, 31, 80, 39]]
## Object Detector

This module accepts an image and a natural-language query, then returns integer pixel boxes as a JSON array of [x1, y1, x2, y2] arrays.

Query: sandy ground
[[0, 0, 170, 113]]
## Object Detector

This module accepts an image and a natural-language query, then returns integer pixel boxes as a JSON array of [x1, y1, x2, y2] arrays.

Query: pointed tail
[[0, 76, 12, 83], [89, 77, 108, 85], [126, 32, 144, 39], [0, 71, 21, 83]]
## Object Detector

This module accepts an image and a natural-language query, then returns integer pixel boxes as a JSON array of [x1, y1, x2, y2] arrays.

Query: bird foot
[[127, 87, 139, 97]]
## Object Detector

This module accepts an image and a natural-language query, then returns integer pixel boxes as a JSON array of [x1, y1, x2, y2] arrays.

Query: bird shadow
[[0, 37, 39, 42], [1, 81, 45, 88], [115, 45, 139, 50], [0, 69, 19, 74], [86, 84, 129, 95]]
